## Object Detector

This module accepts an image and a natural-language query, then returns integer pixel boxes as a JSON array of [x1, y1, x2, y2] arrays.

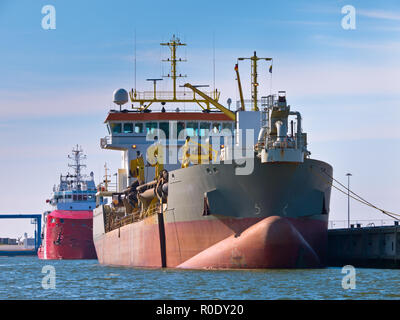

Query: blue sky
[[0, 0, 399, 237]]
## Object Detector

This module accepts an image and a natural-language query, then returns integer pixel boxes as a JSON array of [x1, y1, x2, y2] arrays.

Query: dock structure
[[328, 223, 400, 268], [0, 214, 42, 256]]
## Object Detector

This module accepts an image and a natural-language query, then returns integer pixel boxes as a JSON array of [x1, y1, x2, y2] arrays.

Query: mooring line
[[314, 167, 400, 219]]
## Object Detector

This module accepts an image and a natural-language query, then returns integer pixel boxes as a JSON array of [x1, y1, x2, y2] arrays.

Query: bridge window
[[177, 122, 185, 137], [222, 123, 233, 132], [159, 122, 170, 139], [110, 123, 122, 134], [200, 122, 210, 136], [186, 122, 199, 137], [123, 123, 134, 133], [83, 195, 88, 201], [146, 122, 158, 134], [135, 123, 143, 134], [212, 123, 221, 133]]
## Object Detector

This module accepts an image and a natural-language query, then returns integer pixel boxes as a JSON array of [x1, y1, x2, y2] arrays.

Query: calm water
[[0, 256, 399, 300]]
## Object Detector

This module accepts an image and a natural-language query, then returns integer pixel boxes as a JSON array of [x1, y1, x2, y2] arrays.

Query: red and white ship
[[38, 146, 101, 260]]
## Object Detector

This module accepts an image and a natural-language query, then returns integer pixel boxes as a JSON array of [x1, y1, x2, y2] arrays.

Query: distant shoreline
[[0, 245, 35, 251]]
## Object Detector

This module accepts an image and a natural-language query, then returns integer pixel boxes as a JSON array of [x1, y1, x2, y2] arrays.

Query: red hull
[[38, 210, 97, 260], [94, 215, 327, 269]]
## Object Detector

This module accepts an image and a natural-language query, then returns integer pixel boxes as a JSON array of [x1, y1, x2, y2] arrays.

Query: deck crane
[[235, 63, 245, 111]]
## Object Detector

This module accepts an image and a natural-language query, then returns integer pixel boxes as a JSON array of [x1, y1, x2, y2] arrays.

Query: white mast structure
[[67, 145, 87, 190]]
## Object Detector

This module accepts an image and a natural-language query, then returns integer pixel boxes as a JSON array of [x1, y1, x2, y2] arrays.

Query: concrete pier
[[328, 224, 400, 268]]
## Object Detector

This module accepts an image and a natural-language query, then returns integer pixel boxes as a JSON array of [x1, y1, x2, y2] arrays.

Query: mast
[[128, 35, 221, 111], [161, 34, 187, 100], [67, 145, 87, 190], [102, 163, 110, 191], [238, 51, 272, 111]]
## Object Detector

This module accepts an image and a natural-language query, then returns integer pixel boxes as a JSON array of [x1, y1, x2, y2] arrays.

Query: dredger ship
[[93, 35, 333, 269], [38, 146, 99, 260]]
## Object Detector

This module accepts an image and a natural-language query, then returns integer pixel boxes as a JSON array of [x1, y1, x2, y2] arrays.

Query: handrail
[[266, 136, 297, 149], [329, 219, 399, 229], [131, 90, 218, 100]]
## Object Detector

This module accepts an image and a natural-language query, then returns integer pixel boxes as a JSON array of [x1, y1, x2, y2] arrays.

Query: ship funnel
[[113, 88, 128, 106]]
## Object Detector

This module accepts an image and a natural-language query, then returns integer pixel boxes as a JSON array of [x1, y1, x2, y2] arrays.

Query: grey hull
[[164, 157, 332, 224]]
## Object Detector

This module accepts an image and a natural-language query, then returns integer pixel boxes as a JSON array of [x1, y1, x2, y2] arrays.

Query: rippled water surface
[[0, 256, 399, 300]]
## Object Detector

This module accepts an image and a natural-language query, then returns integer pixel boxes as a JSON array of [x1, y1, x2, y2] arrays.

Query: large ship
[[38, 146, 99, 260], [93, 36, 333, 269]]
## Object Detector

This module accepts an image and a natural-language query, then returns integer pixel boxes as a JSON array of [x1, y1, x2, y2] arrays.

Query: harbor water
[[0, 256, 399, 300]]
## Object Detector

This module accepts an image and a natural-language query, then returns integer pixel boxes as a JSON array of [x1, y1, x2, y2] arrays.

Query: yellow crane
[[183, 83, 236, 121], [234, 63, 245, 111]]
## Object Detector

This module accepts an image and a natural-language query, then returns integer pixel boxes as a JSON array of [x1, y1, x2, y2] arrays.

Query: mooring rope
[[315, 167, 400, 220]]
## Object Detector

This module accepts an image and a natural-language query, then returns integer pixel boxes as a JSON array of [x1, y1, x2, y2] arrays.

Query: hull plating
[[38, 210, 97, 260], [94, 215, 328, 268], [93, 158, 332, 269]]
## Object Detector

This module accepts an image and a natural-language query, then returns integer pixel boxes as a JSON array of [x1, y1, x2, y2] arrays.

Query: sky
[[0, 0, 399, 237]]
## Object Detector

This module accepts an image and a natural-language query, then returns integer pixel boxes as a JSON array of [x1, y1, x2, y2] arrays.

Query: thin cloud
[[310, 126, 400, 143], [0, 88, 116, 119], [358, 9, 400, 21], [312, 34, 400, 52]]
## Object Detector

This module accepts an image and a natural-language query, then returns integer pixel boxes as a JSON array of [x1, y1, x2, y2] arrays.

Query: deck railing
[[131, 90, 218, 101], [328, 219, 399, 229]]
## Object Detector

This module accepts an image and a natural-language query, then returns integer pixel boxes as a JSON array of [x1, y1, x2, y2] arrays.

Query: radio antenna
[[134, 29, 137, 91], [213, 31, 216, 94]]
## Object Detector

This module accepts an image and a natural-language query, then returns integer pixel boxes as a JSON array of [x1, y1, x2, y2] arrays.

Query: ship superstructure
[[50, 145, 98, 211], [38, 146, 99, 260], [93, 36, 333, 269]]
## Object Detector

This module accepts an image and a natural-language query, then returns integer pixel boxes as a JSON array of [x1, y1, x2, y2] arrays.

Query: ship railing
[[105, 203, 160, 232], [266, 136, 297, 149], [328, 219, 399, 229], [235, 97, 279, 110], [119, 212, 139, 227], [235, 99, 263, 111], [108, 107, 227, 113], [141, 202, 161, 219], [105, 206, 147, 232], [131, 90, 218, 101], [260, 95, 278, 109], [105, 209, 133, 232], [100, 136, 112, 148]]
